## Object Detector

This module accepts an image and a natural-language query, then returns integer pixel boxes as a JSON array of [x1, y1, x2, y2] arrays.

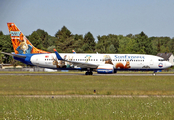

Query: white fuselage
[[30, 53, 171, 70]]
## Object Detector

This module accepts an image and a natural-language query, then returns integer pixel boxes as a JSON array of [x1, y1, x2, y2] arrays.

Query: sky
[[0, 0, 174, 41]]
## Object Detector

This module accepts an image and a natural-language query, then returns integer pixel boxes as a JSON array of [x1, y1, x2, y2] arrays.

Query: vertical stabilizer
[[7, 23, 49, 54]]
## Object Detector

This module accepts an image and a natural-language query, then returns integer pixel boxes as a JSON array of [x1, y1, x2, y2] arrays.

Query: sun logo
[[158, 63, 163, 68]]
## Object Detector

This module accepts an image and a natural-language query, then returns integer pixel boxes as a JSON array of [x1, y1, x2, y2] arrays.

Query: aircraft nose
[[166, 62, 172, 68]]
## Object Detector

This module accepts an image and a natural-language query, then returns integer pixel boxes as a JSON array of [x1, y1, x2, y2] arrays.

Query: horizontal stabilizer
[[1, 52, 26, 58]]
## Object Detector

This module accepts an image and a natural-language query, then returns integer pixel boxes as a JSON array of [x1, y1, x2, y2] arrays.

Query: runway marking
[[3, 95, 174, 98]]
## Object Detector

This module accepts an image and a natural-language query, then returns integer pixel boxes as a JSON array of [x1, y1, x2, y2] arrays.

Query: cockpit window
[[158, 59, 164, 61]]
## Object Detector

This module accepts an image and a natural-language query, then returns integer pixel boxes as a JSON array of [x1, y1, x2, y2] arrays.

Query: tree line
[[0, 26, 174, 64]]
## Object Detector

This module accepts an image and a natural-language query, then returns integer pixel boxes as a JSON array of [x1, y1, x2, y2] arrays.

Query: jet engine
[[97, 64, 114, 74]]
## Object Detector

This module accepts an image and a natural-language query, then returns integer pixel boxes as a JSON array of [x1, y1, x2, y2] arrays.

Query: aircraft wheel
[[85, 72, 93, 75], [85, 72, 89, 75], [89, 72, 93, 75], [152, 71, 156, 76], [114, 70, 117, 73]]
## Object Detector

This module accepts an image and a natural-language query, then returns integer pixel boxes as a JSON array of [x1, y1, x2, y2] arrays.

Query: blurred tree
[[72, 35, 84, 53], [157, 38, 161, 53], [118, 36, 136, 53], [47, 45, 56, 53], [96, 35, 107, 53], [108, 44, 116, 53], [149, 37, 158, 55], [83, 32, 96, 52], [35, 29, 49, 48], [134, 31, 152, 54], [29, 31, 43, 50], [126, 33, 134, 39], [169, 38, 174, 54], [0, 31, 3, 36], [55, 26, 72, 42], [0, 51, 4, 63], [108, 34, 119, 53], [0, 35, 13, 63], [55, 26, 74, 52], [48, 35, 57, 47], [96, 34, 118, 53]]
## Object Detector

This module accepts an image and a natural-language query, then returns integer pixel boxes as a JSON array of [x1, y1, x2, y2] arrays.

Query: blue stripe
[[13, 54, 35, 65]]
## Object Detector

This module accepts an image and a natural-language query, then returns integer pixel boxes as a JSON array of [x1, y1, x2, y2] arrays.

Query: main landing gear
[[85, 68, 93, 75], [114, 70, 117, 73], [85, 71, 93, 75]]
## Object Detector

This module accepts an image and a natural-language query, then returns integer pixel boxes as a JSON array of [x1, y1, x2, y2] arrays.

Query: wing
[[53, 49, 99, 68], [66, 60, 98, 68]]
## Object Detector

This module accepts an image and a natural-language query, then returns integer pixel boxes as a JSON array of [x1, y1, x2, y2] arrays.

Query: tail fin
[[7, 23, 49, 54]]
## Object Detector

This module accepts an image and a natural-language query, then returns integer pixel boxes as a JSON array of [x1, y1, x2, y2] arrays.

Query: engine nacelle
[[97, 64, 114, 74]]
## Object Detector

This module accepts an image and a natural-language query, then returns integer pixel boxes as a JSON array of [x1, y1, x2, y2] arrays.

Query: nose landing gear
[[152, 71, 156, 76]]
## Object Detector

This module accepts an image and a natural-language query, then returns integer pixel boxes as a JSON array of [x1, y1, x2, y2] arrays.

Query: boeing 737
[[1, 23, 172, 75]]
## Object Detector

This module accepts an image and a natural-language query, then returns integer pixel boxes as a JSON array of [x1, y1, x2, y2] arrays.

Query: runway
[[4, 95, 174, 98], [0, 73, 173, 76]]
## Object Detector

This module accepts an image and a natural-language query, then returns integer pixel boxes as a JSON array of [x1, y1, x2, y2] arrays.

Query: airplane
[[1, 23, 172, 75]]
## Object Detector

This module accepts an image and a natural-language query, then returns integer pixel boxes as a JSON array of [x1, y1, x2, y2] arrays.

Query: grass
[[1, 75, 174, 119], [1, 97, 174, 120], [1, 75, 174, 95]]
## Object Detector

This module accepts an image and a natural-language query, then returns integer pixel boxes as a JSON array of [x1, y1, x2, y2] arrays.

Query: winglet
[[72, 50, 76, 54], [53, 49, 63, 60]]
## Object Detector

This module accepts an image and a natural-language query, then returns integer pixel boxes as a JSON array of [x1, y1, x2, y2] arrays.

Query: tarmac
[[0, 73, 173, 76]]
